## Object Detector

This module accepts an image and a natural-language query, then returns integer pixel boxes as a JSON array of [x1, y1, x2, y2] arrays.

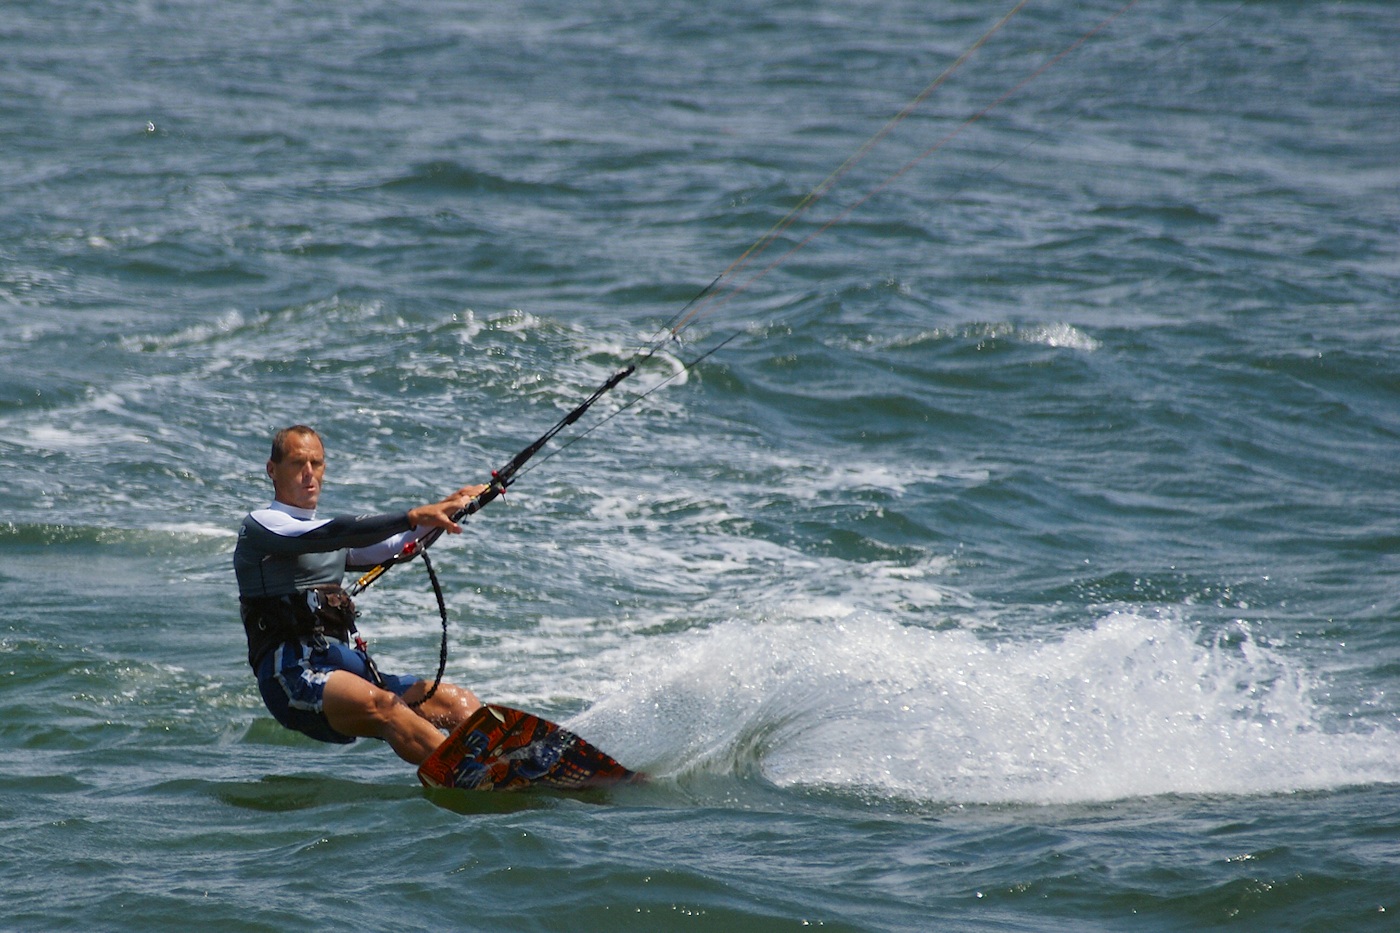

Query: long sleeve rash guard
[[233, 500, 426, 598]]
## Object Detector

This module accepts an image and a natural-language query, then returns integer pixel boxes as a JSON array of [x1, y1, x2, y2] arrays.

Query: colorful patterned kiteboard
[[417, 704, 641, 791]]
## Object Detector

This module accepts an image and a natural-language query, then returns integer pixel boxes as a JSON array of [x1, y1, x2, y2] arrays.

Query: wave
[[573, 609, 1400, 806], [373, 160, 580, 199], [871, 321, 1102, 353], [0, 521, 230, 549]]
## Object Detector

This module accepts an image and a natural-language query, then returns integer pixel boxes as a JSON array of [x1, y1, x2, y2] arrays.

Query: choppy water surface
[[2, 1, 1398, 930]]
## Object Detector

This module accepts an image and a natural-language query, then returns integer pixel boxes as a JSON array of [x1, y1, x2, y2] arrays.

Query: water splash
[[577, 609, 1400, 805]]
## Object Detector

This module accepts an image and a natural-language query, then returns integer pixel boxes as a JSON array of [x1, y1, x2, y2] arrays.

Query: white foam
[[494, 309, 545, 335], [19, 422, 149, 452], [449, 309, 484, 343], [1022, 322, 1101, 351], [573, 609, 1400, 805], [117, 308, 247, 353], [869, 321, 1101, 354], [147, 521, 235, 539]]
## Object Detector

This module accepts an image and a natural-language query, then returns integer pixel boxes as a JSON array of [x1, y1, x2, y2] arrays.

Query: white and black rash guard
[[233, 500, 430, 598]]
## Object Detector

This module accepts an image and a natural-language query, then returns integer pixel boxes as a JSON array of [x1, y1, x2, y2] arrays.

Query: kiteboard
[[417, 703, 641, 792]]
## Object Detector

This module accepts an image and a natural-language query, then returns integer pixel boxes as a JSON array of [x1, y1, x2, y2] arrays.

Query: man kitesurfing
[[234, 424, 639, 790], [229, 2, 1151, 788], [233, 424, 487, 764]]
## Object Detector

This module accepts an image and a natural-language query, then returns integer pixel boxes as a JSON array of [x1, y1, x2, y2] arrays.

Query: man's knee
[[409, 680, 482, 729], [362, 684, 407, 725]]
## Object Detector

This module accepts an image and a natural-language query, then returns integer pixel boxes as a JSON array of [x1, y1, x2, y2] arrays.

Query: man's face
[[267, 432, 325, 510]]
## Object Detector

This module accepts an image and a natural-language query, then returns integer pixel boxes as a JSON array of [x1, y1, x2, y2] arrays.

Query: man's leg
[[321, 670, 449, 765]]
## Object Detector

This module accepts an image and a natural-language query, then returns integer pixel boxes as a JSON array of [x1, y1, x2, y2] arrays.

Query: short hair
[[269, 425, 322, 463]]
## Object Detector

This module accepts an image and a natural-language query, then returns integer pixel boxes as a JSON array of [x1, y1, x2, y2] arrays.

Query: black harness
[[240, 584, 362, 669], [242, 578, 438, 705]]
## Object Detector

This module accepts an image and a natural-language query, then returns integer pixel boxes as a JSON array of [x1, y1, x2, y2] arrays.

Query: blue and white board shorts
[[255, 639, 419, 744]]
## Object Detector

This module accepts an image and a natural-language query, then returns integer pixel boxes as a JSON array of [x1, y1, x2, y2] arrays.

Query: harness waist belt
[[240, 584, 359, 668]]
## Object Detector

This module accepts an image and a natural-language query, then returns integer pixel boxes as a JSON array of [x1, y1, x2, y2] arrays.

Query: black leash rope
[[406, 547, 450, 709]]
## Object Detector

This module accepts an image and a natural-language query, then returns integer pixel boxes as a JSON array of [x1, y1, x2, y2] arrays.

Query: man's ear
[[266, 460, 275, 481]]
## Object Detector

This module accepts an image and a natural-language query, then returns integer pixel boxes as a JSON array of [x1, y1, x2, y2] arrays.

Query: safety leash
[[405, 547, 450, 708]]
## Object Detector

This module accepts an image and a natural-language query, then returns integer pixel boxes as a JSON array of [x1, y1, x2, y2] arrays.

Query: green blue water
[[3, 1, 1398, 929]]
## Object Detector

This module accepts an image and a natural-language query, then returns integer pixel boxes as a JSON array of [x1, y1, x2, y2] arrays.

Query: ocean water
[[2, 0, 1398, 929]]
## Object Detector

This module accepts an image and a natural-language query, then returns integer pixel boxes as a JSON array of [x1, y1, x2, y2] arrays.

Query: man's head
[[266, 425, 325, 510]]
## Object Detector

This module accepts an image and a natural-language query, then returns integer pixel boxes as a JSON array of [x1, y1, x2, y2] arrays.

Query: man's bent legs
[[321, 671, 482, 765]]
